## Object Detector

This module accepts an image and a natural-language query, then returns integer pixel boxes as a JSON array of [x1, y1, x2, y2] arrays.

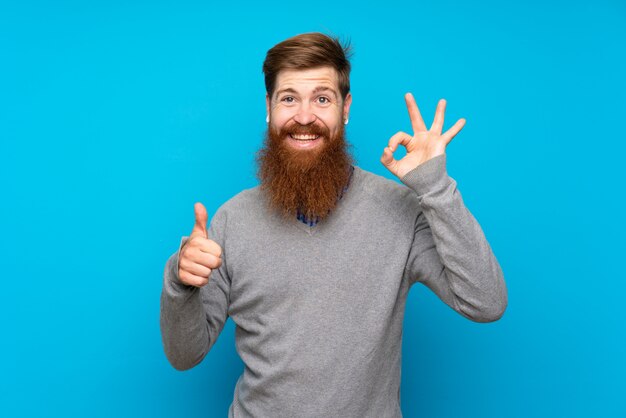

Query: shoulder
[[221, 186, 263, 213], [216, 185, 263, 216], [209, 185, 264, 229]]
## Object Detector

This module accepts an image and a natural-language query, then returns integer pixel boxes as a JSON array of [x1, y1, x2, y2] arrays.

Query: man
[[160, 33, 507, 417]]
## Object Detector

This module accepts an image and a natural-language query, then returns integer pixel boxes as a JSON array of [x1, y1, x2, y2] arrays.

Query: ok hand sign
[[381, 93, 466, 179]]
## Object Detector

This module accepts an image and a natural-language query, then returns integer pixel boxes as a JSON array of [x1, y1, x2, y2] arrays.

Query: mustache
[[279, 122, 330, 138]]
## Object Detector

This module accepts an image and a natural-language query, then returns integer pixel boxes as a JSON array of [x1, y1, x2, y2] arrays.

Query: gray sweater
[[160, 154, 507, 417]]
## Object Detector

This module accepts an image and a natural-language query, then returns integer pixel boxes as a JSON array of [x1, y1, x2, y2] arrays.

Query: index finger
[[191, 236, 223, 258], [405, 93, 427, 133]]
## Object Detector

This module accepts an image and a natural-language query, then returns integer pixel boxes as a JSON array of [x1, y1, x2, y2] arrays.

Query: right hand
[[178, 202, 223, 287]]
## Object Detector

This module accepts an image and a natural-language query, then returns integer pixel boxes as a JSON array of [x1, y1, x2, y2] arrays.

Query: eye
[[281, 96, 295, 104], [317, 96, 331, 105]]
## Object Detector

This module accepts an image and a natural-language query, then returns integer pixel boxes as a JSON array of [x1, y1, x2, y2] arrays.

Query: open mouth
[[286, 133, 323, 150], [289, 134, 321, 142]]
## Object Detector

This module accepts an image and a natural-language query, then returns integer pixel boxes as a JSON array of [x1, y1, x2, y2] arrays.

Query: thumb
[[190, 202, 208, 238]]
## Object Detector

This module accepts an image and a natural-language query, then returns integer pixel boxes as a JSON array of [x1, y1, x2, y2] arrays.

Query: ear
[[343, 92, 352, 119], [265, 93, 271, 118]]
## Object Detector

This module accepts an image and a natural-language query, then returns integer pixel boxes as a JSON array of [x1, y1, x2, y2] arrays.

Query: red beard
[[256, 120, 354, 222]]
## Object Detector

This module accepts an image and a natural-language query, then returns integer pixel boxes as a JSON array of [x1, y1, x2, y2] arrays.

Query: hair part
[[262, 32, 352, 100]]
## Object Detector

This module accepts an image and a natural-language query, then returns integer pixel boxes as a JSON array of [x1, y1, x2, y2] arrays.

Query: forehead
[[274, 66, 339, 94]]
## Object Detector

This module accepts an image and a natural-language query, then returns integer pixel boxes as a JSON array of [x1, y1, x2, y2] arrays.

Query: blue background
[[2, 0, 625, 417]]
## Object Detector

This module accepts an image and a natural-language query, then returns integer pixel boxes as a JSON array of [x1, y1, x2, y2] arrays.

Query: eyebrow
[[312, 86, 338, 98], [275, 86, 338, 99]]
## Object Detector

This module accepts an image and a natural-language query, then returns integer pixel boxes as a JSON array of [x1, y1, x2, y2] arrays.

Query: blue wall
[[2, 0, 624, 416]]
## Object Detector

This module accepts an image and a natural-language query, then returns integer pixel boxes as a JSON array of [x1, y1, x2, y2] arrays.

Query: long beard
[[256, 120, 354, 222]]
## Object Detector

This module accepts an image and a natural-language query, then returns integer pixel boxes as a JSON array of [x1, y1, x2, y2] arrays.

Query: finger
[[405, 93, 427, 133], [189, 237, 222, 258], [387, 131, 412, 153], [191, 202, 208, 238], [430, 99, 446, 134], [380, 146, 399, 175], [185, 248, 223, 269], [179, 258, 212, 277], [178, 269, 210, 287], [441, 118, 466, 145]]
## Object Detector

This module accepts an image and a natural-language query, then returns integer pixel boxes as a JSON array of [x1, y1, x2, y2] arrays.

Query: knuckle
[[200, 264, 212, 277], [195, 272, 211, 287], [179, 257, 189, 269], [207, 254, 220, 269], [187, 263, 201, 276], [190, 236, 204, 247], [191, 246, 203, 259], [180, 251, 193, 264]]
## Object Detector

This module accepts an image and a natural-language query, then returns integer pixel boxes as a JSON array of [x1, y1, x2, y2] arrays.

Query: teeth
[[291, 134, 319, 141]]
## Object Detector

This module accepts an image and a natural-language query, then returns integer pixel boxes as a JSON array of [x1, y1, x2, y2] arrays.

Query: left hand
[[381, 93, 466, 179]]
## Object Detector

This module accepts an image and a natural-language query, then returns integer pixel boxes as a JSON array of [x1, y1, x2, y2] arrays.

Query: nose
[[293, 102, 317, 125]]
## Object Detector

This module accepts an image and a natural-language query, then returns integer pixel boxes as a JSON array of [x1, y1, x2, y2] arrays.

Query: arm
[[160, 207, 231, 370], [381, 93, 507, 322], [401, 154, 507, 322]]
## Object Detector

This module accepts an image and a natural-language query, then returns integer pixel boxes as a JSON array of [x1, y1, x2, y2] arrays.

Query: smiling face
[[257, 66, 355, 221], [266, 66, 352, 152]]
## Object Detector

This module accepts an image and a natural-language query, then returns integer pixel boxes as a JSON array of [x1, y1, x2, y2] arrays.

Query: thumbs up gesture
[[178, 202, 223, 287]]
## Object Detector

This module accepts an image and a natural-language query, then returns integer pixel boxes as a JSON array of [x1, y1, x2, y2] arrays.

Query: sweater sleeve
[[400, 154, 507, 323], [159, 209, 231, 370]]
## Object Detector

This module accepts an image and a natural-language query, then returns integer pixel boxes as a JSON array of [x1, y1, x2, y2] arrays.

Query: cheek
[[270, 109, 293, 128], [320, 115, 342, 132]]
